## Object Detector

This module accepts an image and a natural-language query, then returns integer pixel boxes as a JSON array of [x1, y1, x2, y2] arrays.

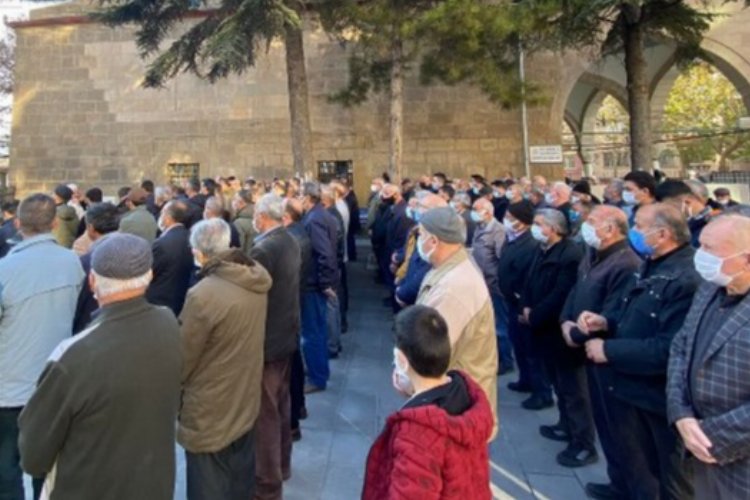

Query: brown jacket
[[177, 250, 272, 453]]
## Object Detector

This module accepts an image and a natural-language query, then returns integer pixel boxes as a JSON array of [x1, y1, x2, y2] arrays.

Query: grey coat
[[233, 204, 256, 256], [119, 205, 158, 243], [668, 282, 750, 496], [470, 218, 505, 296]]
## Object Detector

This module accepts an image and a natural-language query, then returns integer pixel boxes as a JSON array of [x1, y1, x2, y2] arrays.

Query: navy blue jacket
[[303, 204, 339, 292], [146, 224, 194, 316], [385, 201, 413, 258], [395, 249, 431, 306], [72, 252, 96, 334]]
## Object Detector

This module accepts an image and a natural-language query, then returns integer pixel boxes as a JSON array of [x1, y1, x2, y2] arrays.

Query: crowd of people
[[0, 168, 748, 500]]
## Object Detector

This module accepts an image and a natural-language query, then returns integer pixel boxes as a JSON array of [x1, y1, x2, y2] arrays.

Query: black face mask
[[419, 182, 431, 190], [381, 197, 395, 206]]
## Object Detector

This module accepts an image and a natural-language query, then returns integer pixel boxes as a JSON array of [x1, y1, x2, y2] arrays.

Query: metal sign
[[529, 145, 563, 164]]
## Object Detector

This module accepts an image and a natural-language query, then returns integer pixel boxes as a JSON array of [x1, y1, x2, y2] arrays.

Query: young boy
[[362, 305, 493, 499]]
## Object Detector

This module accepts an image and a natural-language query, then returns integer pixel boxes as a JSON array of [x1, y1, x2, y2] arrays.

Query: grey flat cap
[[420, 207, 466, 244], [92, 233, 153, 279]]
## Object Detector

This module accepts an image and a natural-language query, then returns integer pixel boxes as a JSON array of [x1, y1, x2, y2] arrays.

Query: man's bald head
[[382, 184, 401, 199], [701, 215, 750, 256], [419, 193, 447, 211], [589, 205, 629, 238], [473, 198, 494, 217]]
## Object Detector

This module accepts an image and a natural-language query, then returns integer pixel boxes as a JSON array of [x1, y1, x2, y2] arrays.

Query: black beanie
[[507, 200, 535, 225]]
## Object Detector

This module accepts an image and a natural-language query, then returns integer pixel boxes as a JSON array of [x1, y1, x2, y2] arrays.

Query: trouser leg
[[506, 301, 531, 387], [643, 408, 693, 500], [186, 428, 256, 500], [326, 294, 341, 356], [0, 407, 24, 500], [555, 364, 596, 450], [289, 349, 305, 431], [301, 292, 329, 389], [255, 359, 292, 500], [525, 330, 552, 400], [491, 293, 514, 371], [339, 264, 349, 331]]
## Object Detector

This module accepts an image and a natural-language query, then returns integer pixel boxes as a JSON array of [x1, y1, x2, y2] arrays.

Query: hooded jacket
[[362, 372, 492, 500], [178, 250, 272, 452], [52, 204, 79, 249], [232, 204, 256, 255]]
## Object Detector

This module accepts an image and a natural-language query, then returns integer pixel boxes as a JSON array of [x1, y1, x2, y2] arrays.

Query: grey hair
[[536, 208, 569, 236], [474, 198, 494, 216], [607, 178, 624, 194], [190, 218, 231, 258], [320, 184, 335, 202], [453, 193, 471, 208], [303, 182, 321, 202], [552, 181, 572, 197], [154, 186, 170, 202], [651, 204, 691, 246], [256, 193, 284, 222], [204, 196, 223, 217], [685, 179, 709, 202], [92, 270, 152, 298]]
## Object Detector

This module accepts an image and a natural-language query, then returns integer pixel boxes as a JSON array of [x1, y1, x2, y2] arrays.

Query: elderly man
[[249, 194, 301, 499], [559, 206, 640, 487], [282, 198, 313, 441], [180, 219, 272, 500], [656, 179, 718, 248], [204, 196, 241, 248], [0, 194, 84, 500], [19, 233, 181, 500], [394, 193, 447, 307], [578, 203, 700, 500], [545, 181, 574, 226], [471, 198, 513, 375], [146, 200, 194, 316], [382, 184, 413, 294], [301, 182, 339, 393], [231, 189, 256, 255], [119, 187, 158, 243], [519, 209, 583, 422], [667, 215, 750, 499], [604, 179, 626, 209], [451, 193, 476, 247], [321, 185, 346, 356], [498, 201, 539, 394], [416, 207, 499, 438]]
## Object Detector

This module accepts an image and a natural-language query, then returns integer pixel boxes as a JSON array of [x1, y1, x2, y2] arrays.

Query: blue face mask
[[412, 210, 422, 223], [628, 228, 655, 258], [569, 211, 581, 224], [470, 210, 484, 223], [405, 207, 414, 220]]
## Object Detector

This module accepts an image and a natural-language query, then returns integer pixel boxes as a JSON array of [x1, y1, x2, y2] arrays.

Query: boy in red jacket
[[362, 305, 493, 500]]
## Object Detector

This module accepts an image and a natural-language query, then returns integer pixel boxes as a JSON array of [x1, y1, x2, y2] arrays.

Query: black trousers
[[338, 263, 349, 329], [0, 407, 43, 500], [186, 428, 256, 500], [609, 398, 693, 500], [290, 349, 306, 431], [541, 352, 596, 451], [587, 365, 630, 497]]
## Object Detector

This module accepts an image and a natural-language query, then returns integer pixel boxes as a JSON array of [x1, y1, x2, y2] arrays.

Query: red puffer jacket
[[361, 371, 493, 500]]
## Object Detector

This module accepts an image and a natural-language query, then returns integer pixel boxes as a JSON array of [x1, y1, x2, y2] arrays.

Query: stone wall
[[10, 2, 565, 201]]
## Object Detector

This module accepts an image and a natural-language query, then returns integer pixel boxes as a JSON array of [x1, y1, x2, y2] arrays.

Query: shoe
[[300, 407, 308, 420], [304, 384, 324, 394], [556, 444, 598, 468], [507, 381, 532, 393], [521, 395, 554, 410], [291, 427, 302, 442], [585, 483, 625, 500], [539, 424, 570, 442]]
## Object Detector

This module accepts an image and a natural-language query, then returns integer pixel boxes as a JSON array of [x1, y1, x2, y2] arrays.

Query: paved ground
[[26, 246, 608, 499]]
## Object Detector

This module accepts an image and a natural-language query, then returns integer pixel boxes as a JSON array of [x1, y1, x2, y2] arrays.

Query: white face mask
[[544, 193, 555, 205], [417, 235, 436, 264], [694, 248, 746, 287], [623, 191, 637, 206], [503, 218, 517, 234], [571, 195, 581, 204], [506, 191, 515, 201], [531, 224, 548, 244], [581, 222, 601, 249], [393, 348, 414, 396]]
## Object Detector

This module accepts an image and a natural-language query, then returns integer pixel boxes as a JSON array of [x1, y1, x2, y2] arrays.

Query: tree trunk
[[389, 37, 404, 183], [622, 17, 651, 172], [284, 25, 314, 179]]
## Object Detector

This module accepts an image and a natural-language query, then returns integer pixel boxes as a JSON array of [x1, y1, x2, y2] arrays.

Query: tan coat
[[177, 252, 272, 453], [417, 248, 499, 439]]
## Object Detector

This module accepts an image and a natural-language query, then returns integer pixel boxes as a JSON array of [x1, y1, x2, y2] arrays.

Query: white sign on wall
[[529, 145, 563, 164]]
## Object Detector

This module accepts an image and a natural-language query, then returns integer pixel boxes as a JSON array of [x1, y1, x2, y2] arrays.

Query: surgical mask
[[493, 190, 503, 199], [472, 187, 480, 195], [531, 224, 548, 244], [571, 195, 581, 204], [370, 185, 378, 193], [470, 210, 484, 223], [412, 210, 422, 223], [417, 235, 436, 263], [506, 191, 515, 201], [393, 348, 414, 396], [544, 193, 555, 205], [449, 202, 460, 212], [570, 211, 581, 224], [694, 248, 746, 287], [623, 191, 637, 206], [503, 218, 517, 234], [405, 207, 415, 220], [157, 215, 167, 233], [628, 228, 656, 258], [581, 222, 601, 249]]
